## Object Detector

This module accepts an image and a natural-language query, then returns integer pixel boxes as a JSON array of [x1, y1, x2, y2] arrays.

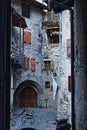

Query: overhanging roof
[[22, 0, 48, 10], [44, 0, 74, 12], [12, 7, 27, 28]]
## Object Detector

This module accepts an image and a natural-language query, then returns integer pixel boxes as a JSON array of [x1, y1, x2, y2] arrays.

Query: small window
[[22, 3, 30, 19], [47, 27, 59, 46], [45, 81, 50, 88], [41, 59, 54, 71], [44, 61, 51, 70], [48, 33, 59, 44]]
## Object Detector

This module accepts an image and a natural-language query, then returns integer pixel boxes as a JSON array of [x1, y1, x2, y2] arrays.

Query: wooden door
[[20, 87, 37, 107]]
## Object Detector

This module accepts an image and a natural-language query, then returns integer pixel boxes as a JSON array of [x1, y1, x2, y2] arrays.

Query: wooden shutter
[[31, 58, 36, 72], [24, 57, 29, 70], [51, 60, 54, 71], [24, 31, 31, 44], [68, 76, 72, 92]]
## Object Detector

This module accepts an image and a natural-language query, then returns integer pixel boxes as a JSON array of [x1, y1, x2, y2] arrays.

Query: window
[[45, 81, 50, 88], [48, 32, 59, 44], [41, 59, 54, 71], [47, 27, 59, 46], [22, 3, 30, 18], [44, 61, 51, 70]]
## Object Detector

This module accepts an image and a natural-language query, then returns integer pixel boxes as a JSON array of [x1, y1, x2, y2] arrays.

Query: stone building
[[11, 0, 60, 110], [57, 10, 71, 122], [43, 9, 71, 122], [11, 0, 52, 108], [10, 0, 71, 128]]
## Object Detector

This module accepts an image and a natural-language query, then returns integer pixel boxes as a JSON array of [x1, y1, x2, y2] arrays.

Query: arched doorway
[[13, 80, 42, 107], [20, 87, 37, 107]]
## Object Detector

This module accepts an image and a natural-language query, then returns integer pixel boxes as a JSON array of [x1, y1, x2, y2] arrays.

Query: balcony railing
[[11, 41, 24, 69], [11, 7, 27, 69]]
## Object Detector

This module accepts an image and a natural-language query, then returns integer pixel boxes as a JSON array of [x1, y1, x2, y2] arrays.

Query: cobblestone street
[[10, 107, 57, 130]]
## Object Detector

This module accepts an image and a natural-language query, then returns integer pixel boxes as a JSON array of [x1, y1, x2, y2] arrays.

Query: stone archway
[[13, 80, 42, 107]]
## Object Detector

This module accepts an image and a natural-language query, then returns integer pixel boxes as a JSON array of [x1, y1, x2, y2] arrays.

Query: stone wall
[[57, 10, 71, 123], [74, 0, 87, 130]]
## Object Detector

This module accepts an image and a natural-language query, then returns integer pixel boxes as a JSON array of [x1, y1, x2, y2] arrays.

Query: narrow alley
[[1, 0, 87, 130]]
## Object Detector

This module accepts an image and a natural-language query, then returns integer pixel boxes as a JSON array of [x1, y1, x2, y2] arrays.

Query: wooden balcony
[[11, 44, 24, 69], [11, 7, 27, 69]]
